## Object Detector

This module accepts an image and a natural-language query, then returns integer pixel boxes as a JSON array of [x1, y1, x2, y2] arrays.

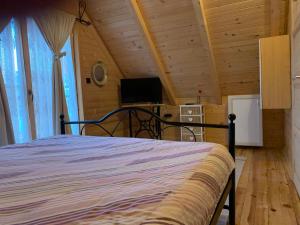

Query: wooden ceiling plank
[[192, 0, 222, 103], [128, 0, 178, 105]]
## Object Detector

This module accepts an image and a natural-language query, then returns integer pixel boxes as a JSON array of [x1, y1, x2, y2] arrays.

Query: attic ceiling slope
[[86, 0, 159, 79], [86, 0, 288, 101], [202, 0, 289, 96], [129, 0, 178, 105], [86, 0, 223, 103], [136, 0, 222, 101]]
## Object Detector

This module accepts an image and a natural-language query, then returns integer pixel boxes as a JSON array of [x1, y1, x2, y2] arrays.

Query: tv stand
[[120, 103, 164, 108], [120, 103, 165, 138]]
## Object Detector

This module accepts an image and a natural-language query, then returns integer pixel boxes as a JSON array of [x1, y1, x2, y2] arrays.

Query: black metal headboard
[[60, 107, 236, 158]]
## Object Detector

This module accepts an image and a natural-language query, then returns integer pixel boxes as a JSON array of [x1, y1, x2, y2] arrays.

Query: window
[[1, 17, 80, 143], [27, 19, 79, 137], [27, 18, 54, 139], [0, 19, 31, 143], [61, 38, 79, 135]]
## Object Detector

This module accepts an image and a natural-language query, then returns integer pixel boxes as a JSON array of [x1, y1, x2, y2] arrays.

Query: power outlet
[[86, 77, 91, 84]]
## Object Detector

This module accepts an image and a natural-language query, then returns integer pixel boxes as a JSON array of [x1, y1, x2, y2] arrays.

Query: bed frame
[[60, 107, 236, 225]]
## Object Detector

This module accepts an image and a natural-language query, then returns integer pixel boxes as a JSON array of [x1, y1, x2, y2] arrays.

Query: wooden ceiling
[[86, 0, 288, 104], [203, 0, 288, 96]]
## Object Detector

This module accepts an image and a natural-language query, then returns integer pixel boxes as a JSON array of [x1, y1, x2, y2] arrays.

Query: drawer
[[181, 126, 203, 135], [181, 134, 203, 142], [180, 107, 202, 115], [180, 116, 202, 123]]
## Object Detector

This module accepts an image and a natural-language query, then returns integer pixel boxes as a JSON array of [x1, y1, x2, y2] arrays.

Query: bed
[[0, 107, 236, 225]]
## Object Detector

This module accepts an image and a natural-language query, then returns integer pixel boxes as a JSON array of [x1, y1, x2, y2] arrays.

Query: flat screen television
[[121, 77, 162, 104]]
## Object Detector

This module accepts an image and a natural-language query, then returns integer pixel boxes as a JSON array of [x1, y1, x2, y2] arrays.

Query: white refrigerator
[[228, 95, 263, 146]]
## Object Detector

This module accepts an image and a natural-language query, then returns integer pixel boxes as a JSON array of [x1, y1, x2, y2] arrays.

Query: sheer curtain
[[27, 18, 54, 138], [35, 10, 75, 134], [0, 17, 15, 146], [61, 37, 79, 134], [0, 19, 31, 143]]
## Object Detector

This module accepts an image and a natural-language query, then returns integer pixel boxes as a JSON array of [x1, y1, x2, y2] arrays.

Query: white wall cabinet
[[228, 95, 263, 146]]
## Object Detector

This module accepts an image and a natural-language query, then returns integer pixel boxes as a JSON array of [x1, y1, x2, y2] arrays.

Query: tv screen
[[121, 77, 162, 104]]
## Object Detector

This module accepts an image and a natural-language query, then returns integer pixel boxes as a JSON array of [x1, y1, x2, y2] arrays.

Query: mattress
[[0, 135, 234, 225]]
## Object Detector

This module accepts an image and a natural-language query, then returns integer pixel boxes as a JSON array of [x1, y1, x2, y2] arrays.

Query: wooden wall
[[284, 0, 300, 180], [204, 97, 228, 145], [74, 20, 125, 136], [263, 109, 284, 149], [284, 109, 293, 177]]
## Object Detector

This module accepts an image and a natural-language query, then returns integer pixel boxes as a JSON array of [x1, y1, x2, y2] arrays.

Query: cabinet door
[[228, 95, 263, 146], [260, 35, 291, 109]]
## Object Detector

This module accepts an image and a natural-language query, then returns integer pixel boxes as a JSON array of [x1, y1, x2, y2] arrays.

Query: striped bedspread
[[0, 135, 234, 225]]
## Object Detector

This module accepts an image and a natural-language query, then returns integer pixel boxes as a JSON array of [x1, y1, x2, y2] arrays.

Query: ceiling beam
[[128, 0, 178, 105], [192, 0, 221, 104]]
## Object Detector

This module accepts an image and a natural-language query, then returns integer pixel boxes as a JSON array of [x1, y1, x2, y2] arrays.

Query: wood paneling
[[202, 0, 289, 96], [86, 0, 159, 79], [137, 0, 214, 99], [192, 0, 221, 103], [259, 35, 291, 109], [74, 20, 126, 136], [204, 96, 228, 145], [129, 0, 177, 105], [263, 109, 284, 149], [284, 0, 300, 190], [86, 0, 218, 101], [284, 108, 293, 178], [85, 0, 288, 100]]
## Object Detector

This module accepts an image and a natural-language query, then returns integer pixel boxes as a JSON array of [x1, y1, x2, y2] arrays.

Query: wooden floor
[[236, 148, 300, 225]]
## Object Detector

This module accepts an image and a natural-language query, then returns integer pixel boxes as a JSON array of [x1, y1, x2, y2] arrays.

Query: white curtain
[[0, 19, 31, 144], [0, 18, 14, 146], [0, 19, 12, 146], [27, 18, 54, 138], [34, 10, 75, 134], [61, 37, 80, 134]]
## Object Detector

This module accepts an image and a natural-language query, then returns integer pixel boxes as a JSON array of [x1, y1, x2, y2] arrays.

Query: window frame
[[1, 16, 83, 140], [0, 17, 32, 143], [19, 17, 36, 139], [71, 30, 85, 123]]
